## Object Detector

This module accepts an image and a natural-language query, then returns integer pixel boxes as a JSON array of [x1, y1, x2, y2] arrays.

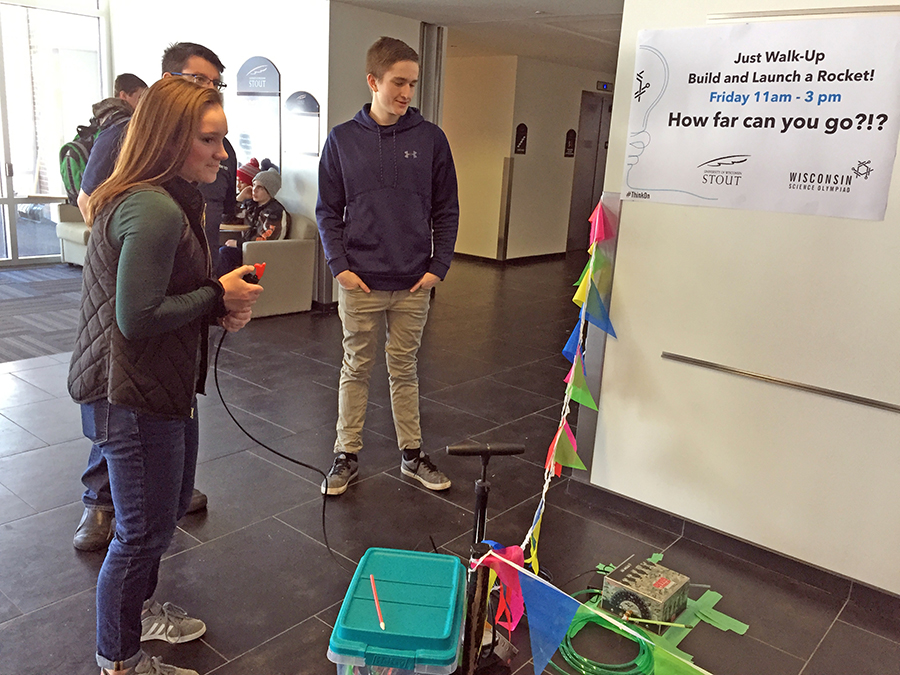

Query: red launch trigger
[[243, 262, 266, 284]]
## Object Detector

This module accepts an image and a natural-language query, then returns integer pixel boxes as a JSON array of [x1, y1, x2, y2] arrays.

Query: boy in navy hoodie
[[316, 36, 459, 496]]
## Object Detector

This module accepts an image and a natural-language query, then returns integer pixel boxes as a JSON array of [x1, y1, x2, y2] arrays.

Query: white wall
[[507, 58, 610, 259], [597, 0, 900, 593], [107, 0, 330, 222], [443, 56, 518, 258], [327, 2, 422, 131], [443, 55, 614, 260]]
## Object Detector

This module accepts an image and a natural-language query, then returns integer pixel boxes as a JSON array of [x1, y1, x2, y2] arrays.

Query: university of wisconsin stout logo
[[698, 154, 750, 187]]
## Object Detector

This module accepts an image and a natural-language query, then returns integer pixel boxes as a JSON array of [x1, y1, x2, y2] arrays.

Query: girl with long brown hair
[[68, 76, 263, 675]]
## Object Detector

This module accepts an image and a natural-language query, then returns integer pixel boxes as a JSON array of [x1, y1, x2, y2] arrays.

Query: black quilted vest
[[68, 182, 213, 419]]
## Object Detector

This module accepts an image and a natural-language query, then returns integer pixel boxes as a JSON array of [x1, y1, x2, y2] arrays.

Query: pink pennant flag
[[478, 545, 526, 631], [565, 346, 586, 384], [588, 200, 615, 244], [545, 427, 564, 477]]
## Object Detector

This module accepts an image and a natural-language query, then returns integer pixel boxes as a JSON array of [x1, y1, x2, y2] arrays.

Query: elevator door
[[566, 91, 612, 251]]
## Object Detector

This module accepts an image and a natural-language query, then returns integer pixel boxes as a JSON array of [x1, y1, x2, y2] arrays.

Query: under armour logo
[[404, 151, 418, 159]]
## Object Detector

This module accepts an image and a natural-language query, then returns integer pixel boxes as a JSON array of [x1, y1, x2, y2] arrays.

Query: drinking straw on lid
[[369, 574, 385, 630]]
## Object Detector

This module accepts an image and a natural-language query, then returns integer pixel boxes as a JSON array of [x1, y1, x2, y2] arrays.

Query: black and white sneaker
[[401, 451, 451, 491], [322, 453, 359, 495]]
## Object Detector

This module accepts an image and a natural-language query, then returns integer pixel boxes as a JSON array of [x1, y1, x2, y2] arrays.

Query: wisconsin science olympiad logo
[[786, 161, 864, 194], [697, 154, 750, 187]]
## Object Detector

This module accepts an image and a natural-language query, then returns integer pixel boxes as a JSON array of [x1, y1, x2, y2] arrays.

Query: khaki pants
[[335, 285, 431, 454]]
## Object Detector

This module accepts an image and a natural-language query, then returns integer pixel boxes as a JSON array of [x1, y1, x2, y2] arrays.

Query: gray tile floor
[[0, 257, 897, 674]]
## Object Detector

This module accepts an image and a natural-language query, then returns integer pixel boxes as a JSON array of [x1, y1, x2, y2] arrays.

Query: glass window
[[0, 3, 102, 263], [1, 4, 102, 197]]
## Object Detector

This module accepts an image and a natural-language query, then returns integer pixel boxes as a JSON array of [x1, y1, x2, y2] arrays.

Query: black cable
[[213, 328, 353, 575]]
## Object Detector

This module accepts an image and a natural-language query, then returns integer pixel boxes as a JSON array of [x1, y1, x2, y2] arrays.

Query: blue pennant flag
[[583, 283, 617, 338], [562, 322, 581, 363], [519, 571, 582, 675]]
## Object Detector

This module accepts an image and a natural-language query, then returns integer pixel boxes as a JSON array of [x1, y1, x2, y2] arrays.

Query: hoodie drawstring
[[376, 129, 399, 188], [392, 129, 398, 188]]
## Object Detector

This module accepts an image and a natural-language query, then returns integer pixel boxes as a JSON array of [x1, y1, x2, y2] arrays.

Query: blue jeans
[[81, 399, 198, 669], [80, 443, 113, 512], [216, 245, 242, 278]]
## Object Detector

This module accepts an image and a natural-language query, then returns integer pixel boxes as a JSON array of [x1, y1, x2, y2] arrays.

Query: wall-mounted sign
[[237, 56, 280, 95], [285, 91, 321, 157], [622, 15, 900, 220], [232, 56, 281, 169], [514, 123, 528, 155], [565, 129, 577, 157]]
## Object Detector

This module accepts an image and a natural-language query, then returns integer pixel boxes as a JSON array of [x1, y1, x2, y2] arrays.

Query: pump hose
[[547, 590, 654, 675]]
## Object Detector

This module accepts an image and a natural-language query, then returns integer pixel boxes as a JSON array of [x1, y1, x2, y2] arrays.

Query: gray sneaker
[[140, 600, 206, 643], [322, 453, 359, 495], [401, 451, 451, 491], [132, 654, 198, 675]]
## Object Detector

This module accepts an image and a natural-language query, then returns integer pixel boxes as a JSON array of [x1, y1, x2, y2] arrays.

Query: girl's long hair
[[86, 77, 222, 225]]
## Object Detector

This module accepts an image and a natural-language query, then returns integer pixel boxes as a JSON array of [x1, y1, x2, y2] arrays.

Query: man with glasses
[[163, 44, 237, 272], [73, 42, 232, 555], [76, 43, 228, 219]]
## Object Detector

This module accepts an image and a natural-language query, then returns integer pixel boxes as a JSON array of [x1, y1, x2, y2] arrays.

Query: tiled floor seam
[[197, 636, 229, 664], [221, 402, 297, 434], [245, 445, 329, 488], [209, 369, 275, 393], [418, 391, 500, 425], [271, 514, 357, 574], [835, 617, 900, 646], [681, 532, 854, 599], [378, 471, 478, 521], [0, 585, 95, 631], [163, 514, 296, 559], [549, 501, 681, 551], [797, 592, 850, 675]]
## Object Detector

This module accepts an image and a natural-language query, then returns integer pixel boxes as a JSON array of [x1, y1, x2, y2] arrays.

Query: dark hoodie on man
[[80, 99, 133, 196], [316, 104, 459, 291]]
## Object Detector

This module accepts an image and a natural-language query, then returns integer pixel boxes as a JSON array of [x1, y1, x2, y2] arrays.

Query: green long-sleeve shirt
[[108, 186, 219, 340]]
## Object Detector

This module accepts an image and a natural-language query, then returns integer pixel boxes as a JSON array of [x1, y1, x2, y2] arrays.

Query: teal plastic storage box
[[327, 547, 466, 675]]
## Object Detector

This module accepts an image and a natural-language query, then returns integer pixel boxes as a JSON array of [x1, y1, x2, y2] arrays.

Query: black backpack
[[59, 119, 102, 205]]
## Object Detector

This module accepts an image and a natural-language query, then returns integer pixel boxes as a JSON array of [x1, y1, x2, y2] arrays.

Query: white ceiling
[[336, 0, 625, 73]]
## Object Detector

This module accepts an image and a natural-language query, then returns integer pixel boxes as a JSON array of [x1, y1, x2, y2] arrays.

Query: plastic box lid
[[328, 548, 466, 673]]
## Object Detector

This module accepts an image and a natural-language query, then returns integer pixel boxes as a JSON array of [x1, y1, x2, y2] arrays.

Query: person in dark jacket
[[316, 36, 459, 496], [69, 77, 262, 675], [199, 135, 237, 272], [217, 166, 285, 276], [74, 43, 229, 553]]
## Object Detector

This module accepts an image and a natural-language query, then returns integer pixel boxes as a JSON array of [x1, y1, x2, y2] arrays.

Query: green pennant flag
[[590, 248, 609, 275], [566, 351, 598, 410], [552, 420, 586, 470], [592, 252, 613, 296], [574, 259, 591, 287]]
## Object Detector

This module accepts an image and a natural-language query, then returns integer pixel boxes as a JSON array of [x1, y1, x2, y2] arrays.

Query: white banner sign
[[622, 16, 900, 220]]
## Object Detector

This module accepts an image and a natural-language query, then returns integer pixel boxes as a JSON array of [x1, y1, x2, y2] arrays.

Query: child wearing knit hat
[[217, 163, 286, 277], [236, 158, 260, 192]]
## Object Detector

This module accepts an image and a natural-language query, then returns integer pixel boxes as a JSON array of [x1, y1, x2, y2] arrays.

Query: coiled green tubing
[[547, 590, 654, 675]]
